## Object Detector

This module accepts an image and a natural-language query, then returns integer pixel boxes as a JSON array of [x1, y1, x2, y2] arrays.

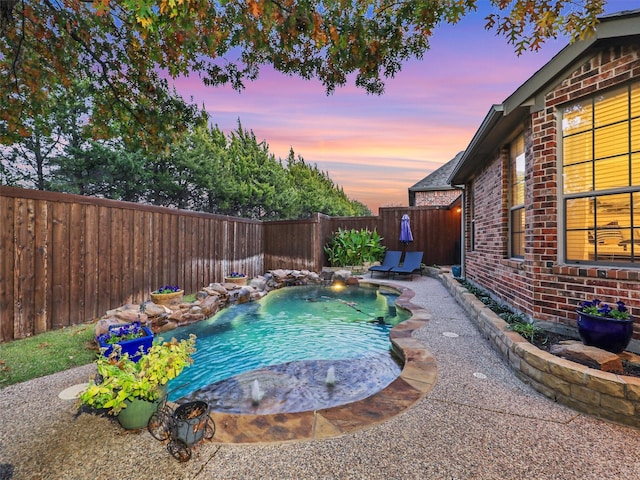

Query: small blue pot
[[98, 324, 154, 361]]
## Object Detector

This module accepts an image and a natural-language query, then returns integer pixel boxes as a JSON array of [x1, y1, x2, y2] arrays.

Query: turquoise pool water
[[167, 284, 408, 404]]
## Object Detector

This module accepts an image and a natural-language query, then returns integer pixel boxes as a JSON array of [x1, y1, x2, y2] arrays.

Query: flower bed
[[440, 273, 640, 429]]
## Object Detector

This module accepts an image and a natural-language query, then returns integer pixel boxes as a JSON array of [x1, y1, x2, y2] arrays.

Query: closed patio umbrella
[[399, 214, 413, 254]]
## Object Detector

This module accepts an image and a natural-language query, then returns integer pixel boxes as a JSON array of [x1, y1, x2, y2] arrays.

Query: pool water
[[167, 284, 409, 406]]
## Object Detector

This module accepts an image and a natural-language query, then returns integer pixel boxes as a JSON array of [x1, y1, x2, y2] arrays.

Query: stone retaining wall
[[439, 273, 640, 429]]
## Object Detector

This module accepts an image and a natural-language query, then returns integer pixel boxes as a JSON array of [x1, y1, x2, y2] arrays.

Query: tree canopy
[[1, 0, 605, 149], [0, 97, 372, 219]]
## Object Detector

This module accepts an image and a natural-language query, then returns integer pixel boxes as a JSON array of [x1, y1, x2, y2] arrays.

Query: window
[[509, 134, 525, 258], [469, 181, 475, 251], [562, 81, 640, 264]]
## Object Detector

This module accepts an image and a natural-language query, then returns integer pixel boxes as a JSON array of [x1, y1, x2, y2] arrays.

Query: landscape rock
[[114, 310, 146, 324], [142, 303, 170, 317], [332, 270, 352, 283], [168, 309, 183, 322], [94, 318, 120, 337], [550, 341, 624, 373]]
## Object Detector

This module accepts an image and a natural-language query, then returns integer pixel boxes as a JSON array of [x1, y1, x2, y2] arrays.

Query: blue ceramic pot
[[98, 324, 154, 361], [576, 309, 634, 353]]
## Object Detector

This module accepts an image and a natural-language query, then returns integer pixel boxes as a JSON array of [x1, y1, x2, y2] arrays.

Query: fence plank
[[121, 206, 134, 305], [132, 210, 145, 305], [97, 206, 112, 315], [0, 195, 15, 342], [51, 201, 70, 328], [84, 204, 98, 321], [33, 200, 49, 334], [14, 197, 36, 338], [109, 207, 123, 309], [69, 202, 85, 324]]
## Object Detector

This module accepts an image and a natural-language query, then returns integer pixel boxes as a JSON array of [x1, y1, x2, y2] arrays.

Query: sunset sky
[[171, 1, 635, 214]]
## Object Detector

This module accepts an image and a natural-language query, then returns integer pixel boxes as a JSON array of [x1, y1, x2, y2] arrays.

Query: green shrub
[[324, 227, 385, 267], [509, 322, 545, 343]]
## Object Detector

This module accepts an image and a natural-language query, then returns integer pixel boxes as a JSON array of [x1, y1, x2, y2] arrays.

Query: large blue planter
[[576, 310, 634, 353], [98, 324, 154, 361]]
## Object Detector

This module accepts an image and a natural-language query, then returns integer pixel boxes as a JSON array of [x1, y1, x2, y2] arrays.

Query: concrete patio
[[1, 274, 639, 479]]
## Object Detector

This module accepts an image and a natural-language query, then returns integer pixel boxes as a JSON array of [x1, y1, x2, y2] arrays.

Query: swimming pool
[[167, 284, 409, 412]]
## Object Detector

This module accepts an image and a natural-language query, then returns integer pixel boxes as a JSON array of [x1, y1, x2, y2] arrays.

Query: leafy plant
[[77, 335, 196, 414], [499, 312, 527, 325], [324, 227, 385, 267], [459, 280, 550, 345], [509, 322, 542, 342], [579, 298, 631, 320]]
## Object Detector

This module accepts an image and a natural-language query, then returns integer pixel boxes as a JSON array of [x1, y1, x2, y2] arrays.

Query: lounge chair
[[368, 250, 402, 278], [389, 251, 424, 279]]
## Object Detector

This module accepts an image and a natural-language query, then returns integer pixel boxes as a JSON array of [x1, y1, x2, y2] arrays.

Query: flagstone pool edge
[[208, 281, 437, 444]]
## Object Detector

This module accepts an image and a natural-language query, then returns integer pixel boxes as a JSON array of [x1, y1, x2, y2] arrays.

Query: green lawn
[[0, 323, 98, 388], [0, 293, 196, 388]]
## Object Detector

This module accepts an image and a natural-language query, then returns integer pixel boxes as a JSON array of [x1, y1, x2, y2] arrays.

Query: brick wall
[[413, 190, 461, 207], [465, 44, 640, 336]]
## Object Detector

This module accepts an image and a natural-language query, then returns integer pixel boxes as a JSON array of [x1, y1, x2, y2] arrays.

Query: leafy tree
[[1, 1, 605, 149], [285, 149, 371, 218], [221, 124, 297, 219], [148, 124, 369, 219], [48, 141, 152, 202], [0, 79, 93, 189], [148, 125, 231, 211]]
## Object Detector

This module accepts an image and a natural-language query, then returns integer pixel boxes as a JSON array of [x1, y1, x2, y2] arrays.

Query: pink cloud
[[169, 1, 630, 214]]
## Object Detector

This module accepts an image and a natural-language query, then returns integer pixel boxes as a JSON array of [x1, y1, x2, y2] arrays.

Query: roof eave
[[504, 12, 640, 116], [448, 10, 640, 186], [448, 105, 504, 185]]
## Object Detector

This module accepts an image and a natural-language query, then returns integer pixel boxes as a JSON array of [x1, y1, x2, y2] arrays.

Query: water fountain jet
[[251, 379, 264, 406], [325, 366, 336, 387]]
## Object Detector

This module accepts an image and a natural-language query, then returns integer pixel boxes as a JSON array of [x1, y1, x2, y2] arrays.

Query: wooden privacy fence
[[1, 187, 461, 342], [264, 202, 462, 273], [0, 187, 262, 342]]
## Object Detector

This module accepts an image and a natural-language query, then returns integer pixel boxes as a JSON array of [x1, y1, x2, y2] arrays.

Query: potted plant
[[224, 272, 247, 286], [77, 334, 197, 429], [576, 298, 635, 353], [150, 285, 184, 308], [96, 320, 153, 361]]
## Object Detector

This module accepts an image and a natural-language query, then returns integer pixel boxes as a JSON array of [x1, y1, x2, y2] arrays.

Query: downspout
[[454, 185, 465, 279]]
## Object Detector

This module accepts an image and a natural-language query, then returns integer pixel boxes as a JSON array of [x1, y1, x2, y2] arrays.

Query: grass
[[0, 323, 98, 388], [0, 293, 195, 388]]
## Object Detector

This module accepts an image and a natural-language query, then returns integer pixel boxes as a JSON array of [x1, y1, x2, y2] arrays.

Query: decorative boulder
[[332, 269, 352, 283]]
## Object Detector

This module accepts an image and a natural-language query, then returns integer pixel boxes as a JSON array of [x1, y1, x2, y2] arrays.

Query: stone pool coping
[[440, 273, 640, 429], [209, 281, 437, 443]]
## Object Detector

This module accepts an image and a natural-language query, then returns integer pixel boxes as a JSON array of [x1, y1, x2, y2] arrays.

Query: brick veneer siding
[[464, 44, 640, 338], [413, 190, 461, 207]]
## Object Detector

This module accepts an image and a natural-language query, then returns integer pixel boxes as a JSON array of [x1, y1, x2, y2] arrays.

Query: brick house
[[409, 152, 463, 207], [448, 9, 640, 337]]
